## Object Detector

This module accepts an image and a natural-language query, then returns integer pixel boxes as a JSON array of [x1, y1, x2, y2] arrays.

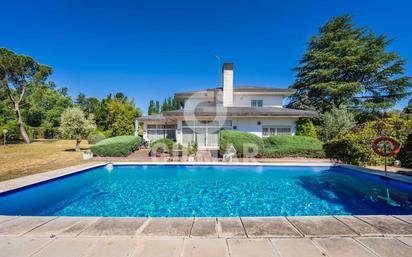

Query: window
[[251, 100, 263, 107], [181, 120, 232, 147], [262, 126, 292, 136], [147, 124, 176, 141]]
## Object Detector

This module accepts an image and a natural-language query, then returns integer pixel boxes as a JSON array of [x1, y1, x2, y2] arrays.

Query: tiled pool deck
[[1, 215, 412, 256], [1, 162, 412, 256]]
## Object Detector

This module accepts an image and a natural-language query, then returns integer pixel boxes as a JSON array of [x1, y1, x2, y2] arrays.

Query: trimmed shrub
[[317, 107, 356, 142], [324, 115, 412, 166], [220, 130, 264, 157], [260, 136, 325, 158], [397, 133, 412, 168], [150, 138, 174, 155], [88, 131, 106, 144], [91, 136, 142, 157], [296, 118, 318, 138]]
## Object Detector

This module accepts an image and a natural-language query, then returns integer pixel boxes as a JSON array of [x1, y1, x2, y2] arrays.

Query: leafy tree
[[59, 107, 96, 151], [317, 107, 356, 142], [0, 48, 52, 143], [403, 99, 412, 115], [288, 15, 411, 113], [107, 98, 142, 136], [25, 82, 72, 128], [296, 118, 317, 138]]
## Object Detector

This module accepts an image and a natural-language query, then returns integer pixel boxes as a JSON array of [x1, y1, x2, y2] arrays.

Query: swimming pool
[[0, 165, 411, 217]]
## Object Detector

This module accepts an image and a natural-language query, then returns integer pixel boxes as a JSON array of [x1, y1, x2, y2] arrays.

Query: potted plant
[[186, 140, 198, 162]]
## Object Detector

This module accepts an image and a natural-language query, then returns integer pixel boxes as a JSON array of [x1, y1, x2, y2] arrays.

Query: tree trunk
[[15, 103, 30, 144], [75, 138, 81, 152]]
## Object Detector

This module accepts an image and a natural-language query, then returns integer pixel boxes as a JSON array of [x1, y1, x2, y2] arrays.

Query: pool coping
[[2, 163, 412, 256], [1, 214, 412, 238], [1, 161, 412, 195], [1, 216, 412, 257]]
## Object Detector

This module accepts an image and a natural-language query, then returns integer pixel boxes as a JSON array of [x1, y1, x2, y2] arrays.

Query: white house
[[136, 63, 316, 148]]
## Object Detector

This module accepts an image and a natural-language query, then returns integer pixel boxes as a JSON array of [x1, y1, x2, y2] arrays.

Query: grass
[[0, 140, 89, 182]]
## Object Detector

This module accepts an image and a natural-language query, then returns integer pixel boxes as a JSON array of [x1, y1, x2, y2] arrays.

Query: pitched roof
[[174, 86, 295, 98], [164, 107, 316, 118]]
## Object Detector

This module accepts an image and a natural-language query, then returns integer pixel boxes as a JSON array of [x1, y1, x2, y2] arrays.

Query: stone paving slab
[[334, 216, 382, 236], [0, 216, 56, 236], [25, 216, 90, 236], [190, 218, 218, 238], [0, 215, 18, 224], [228, 239, 280, 257], [80, 218, 147, 236], [395, 215, 412, 224], [141, 218, 194, 237], [31, 237, 96, 257], [0, 236, 53, 257], [397, 237, 412, 247], [57, 217, 100, 236], [270, 238, 325, 257], [357, 215, 412, 235], [287, 216, 356, 237], [218, 218, 246, 238], [356, 237, 412, 257], [313, 238, 376, 257], [241, 217, 301, 237], [133, 239, 184, 257], [86, 237, 138, 257], [182, 239, 229, 257]]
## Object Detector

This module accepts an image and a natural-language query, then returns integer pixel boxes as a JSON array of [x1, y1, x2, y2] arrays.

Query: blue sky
[[1, 0, 411, 114]]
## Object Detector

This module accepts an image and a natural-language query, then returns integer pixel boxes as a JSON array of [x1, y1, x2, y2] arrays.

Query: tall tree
[[0, 48, 52, 143], [287, 15, 411, 113], [107, 97, 142, 136], [148, 100, 155, 115], [155, 100, 160, 113], [161, 98, 169, 112]]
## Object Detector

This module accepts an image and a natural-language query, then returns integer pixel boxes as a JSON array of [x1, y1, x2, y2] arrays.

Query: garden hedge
[[90, 135, 142, 157], [150, 138, 174, 155], [88, 130, 106, 144], [220, 130, 264, 157], [261, 135, 325, 158], [398, 133, 412, 168], [324, 114, 412, 166], [149, 138, 184, 156], [220, 130, 325, 158]]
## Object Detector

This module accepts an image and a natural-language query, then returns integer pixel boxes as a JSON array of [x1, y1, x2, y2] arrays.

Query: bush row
[[324, 115, 412, 166], [90, 135, 143, 157], [219, 130, 325, 158], [149, 138, 184, 156]]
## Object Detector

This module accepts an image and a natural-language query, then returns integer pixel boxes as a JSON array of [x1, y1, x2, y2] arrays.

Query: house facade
[[136, 63, 316, 148]]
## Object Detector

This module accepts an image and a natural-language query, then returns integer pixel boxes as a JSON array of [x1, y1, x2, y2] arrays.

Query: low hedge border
[[90, 135, 143, 157]]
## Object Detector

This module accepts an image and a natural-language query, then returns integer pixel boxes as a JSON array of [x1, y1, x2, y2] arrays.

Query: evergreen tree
[[155, 101, 160, 113], [161, 98, 168, 112], [148, 100, 155, 115], [287, 15, 411, 113]]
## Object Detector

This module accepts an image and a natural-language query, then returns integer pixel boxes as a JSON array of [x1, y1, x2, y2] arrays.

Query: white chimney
[[222, 63, 234, 107]]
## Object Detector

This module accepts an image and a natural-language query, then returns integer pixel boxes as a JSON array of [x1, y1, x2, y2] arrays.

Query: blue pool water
[[0, 165, 412, 217]]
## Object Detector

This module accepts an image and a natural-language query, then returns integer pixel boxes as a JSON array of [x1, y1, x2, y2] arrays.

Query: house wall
[[232, 117, 297, 137], [183, 92, 285, 109], [232, 94, 283, 107]]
